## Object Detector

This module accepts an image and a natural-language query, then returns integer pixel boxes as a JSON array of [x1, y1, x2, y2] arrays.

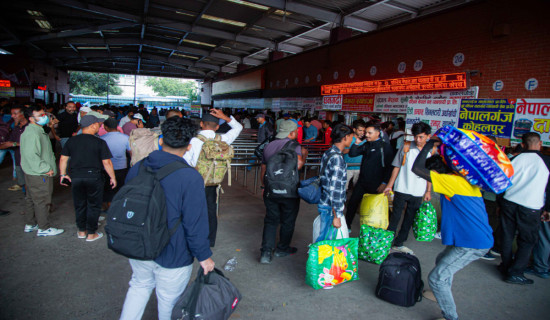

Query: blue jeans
[[533, 221, 550, 272], [428, 246, 487, 320], [0, 149, 16, 177], [316, 204, 336, 242]]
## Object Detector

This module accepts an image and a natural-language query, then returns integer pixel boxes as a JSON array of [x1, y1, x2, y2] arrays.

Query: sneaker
[[392, 246, 414, 255], [24, 224, 38, 232], [260, 251, 273, 264], [489, 249, 501, 256], [434, 232, 442, 239], [98, 216, 106, 222], [504, 275, 534, 285], [37, 227, 64, 237], [8, 184, 22, 191], [274, 247, 298, 257], [525, 267, 550, 279], [86, 232, 103, 242], [480, 252, 496, 261]]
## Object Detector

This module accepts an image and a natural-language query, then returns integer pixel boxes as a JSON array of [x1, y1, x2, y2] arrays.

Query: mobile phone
[[61, 178, 72, 186]]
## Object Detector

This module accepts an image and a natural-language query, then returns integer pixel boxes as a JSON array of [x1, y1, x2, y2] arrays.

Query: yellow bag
[[359, 193, 389, 229]]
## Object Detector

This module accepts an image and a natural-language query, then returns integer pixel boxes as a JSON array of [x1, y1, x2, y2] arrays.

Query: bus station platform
[[1, 163, 549, 320]]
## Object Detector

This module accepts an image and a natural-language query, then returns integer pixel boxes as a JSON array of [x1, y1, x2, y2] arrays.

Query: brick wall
[[262, 0, 549, 99]]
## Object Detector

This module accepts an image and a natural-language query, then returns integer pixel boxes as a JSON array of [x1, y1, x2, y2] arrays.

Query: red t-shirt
[[324, 127, 332, 144]]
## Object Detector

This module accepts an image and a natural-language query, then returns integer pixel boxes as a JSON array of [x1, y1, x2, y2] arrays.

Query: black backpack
[[375, 252, 424, 307], [105, 160, 189, 260], [264, 140, 299, 198], [171, 268, 242, 320], [254, 135, 275, 160]]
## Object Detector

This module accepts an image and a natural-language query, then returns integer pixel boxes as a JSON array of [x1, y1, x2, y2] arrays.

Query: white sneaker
[[434, 231, 442, 239], [24, 224, 39, 233], [98, 216, 106, 222], [37, 227, 65, 237], [392, 246, 414, 255]]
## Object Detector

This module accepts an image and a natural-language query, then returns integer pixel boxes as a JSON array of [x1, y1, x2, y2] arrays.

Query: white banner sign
[[322, 95, 343, 110], [406, 98, 462, 131], [374, 87, 478, 114]]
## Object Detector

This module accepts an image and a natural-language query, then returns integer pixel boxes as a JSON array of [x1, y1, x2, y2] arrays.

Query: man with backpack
[[384, 122, 434, 255], [260, 120, 308, 264], [118, 117, 215, 320], [183, 108, 242, 247], [411, 137, 493, 320]]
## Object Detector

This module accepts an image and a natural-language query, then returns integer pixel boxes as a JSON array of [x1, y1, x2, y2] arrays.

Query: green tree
[[69, 71, 122, 96], [145, 77, 198, 100]]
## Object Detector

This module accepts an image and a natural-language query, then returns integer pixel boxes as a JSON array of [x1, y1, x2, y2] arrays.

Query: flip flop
[[86, 232, 104, 242]]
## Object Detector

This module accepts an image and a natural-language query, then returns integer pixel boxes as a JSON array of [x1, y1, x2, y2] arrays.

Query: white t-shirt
[[504, 152, 549, 210], [392, 142, 432, 197]]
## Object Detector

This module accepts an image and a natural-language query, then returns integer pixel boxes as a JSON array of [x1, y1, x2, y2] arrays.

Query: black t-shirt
[[61, 134, 113, 177], [57, 112, 78, 138]]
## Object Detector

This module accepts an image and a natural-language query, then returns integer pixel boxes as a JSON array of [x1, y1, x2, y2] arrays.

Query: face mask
[[36, 115, 50, 126]]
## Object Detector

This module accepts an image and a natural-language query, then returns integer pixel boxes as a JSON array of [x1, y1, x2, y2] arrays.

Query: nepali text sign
[[512, 99, 550, 147], [374, 87, 478, 114], [322, 95, 343, 110], [341, 94, 375, 112], [458, 99, 515, 138], [321, 73, 467, 95], [406, 99, 461, 131]]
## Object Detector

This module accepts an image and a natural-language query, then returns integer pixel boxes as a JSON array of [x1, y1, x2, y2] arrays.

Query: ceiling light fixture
[[202, 14, 246, 27], [182, 39, 216, 48], [226, 0, 269, 10]]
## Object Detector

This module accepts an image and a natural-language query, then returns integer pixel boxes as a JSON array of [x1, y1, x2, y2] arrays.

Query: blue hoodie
[[126, 150, 212, 268]]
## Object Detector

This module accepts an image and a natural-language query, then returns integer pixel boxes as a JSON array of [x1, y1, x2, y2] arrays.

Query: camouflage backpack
[[195, 134, 234, 186]]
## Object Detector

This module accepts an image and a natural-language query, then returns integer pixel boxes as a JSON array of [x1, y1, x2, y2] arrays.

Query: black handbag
[[171, 267, 242, 320]]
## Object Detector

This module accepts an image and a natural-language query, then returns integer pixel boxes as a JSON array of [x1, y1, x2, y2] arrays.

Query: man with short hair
[[343, 119, 366, 190], [316, 123, 353, 241], [59, 115, 116, 242], [384, 122, 433, 255], [120, 117, 215, 320], [256, 113, 273, 143], [0, 106, 28, 192], [20, 105, 64, 236], [101, 118, 131, 208], [303, 118, 318, 142], [322, 120, 333, 144], [118, 108, 135, 128], [259, 120, 308, 264], [345, 122, 394, 228], [122, 113, 145, 136], [165, 109, 182, 119], [499, 132, 550, 284], [183, 109, 243, 247], [411, 137, 493, 320], [56, 102, 78, 149]]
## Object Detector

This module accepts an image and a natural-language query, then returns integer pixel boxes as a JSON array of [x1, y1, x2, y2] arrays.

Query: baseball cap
[[132, 113, 146, 123], [276, 120, 298, 139], [282, 113, 290, 117], [255, 113, 265, 119], [102, 110, 115, 118], [80, 115, 106, 128]]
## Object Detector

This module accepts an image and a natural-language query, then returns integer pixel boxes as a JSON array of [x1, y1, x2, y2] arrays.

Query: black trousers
[[387, 191, 423, 247], [205, 186, 218, 247], [261, 196, 300, 253], [72, 175, 104, 234], [499, 198, 541, 276], [345, 183, 370, 228], [103, 168, 128, 203]]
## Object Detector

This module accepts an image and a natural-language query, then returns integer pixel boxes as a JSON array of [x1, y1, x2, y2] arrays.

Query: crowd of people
[[1, 98, 549, 320]]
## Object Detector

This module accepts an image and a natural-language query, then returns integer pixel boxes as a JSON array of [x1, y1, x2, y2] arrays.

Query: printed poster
[[458, 99, 515, 138], [511, 99, 550, 147], [322, 95, 343, 110], [341, 94, 375, 112], [374, 87, 478, 114], [406, 99, 461, 131]]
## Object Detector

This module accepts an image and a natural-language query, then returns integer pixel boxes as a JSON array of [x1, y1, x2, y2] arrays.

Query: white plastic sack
[[312, 215, 349, 243]]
